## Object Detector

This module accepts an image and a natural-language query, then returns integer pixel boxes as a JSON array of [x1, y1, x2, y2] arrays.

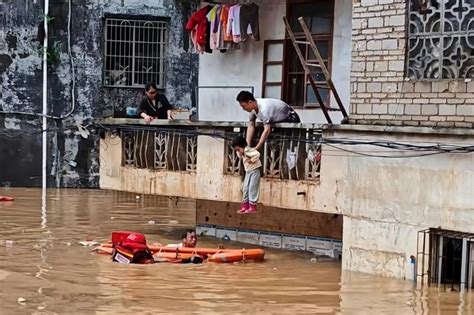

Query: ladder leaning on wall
[[283, 16, 349, 124]]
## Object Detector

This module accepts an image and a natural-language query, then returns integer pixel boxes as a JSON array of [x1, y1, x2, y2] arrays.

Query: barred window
[[407, 0, 474, 80], [104, 17, 168, 88]]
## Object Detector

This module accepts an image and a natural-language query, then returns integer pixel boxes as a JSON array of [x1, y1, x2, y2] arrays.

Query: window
[[104, 17, 169, 88], [407, 0, 474, 80], [417, 228, 474, 290], [283, 0, 334, 108], [262, 40, 285, 99]]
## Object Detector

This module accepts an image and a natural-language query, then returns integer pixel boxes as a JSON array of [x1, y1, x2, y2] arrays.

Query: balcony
[[99, 118, 336, 213]]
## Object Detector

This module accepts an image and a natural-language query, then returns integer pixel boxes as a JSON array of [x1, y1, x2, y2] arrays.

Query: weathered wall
[[197, 0, 352, 124], [0, 0, 198, 187], [325, 127, 474, 279], [350, 0, 474, 127]]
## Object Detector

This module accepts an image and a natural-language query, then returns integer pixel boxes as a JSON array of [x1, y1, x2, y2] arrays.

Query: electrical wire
[[1, 122, 473, 158]]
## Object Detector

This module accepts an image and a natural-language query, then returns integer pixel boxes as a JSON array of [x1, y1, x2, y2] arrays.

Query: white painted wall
[[197, 0, 352, 124], [325, 129, 474, 280]]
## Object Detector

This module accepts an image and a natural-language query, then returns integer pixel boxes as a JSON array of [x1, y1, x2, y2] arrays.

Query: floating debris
[[17, 297, 26, 304], [79, 241, 100, 247], [148, 220, 156, 225]]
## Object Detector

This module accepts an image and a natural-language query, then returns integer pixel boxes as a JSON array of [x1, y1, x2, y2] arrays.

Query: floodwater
[[0, 188, 472, 314]]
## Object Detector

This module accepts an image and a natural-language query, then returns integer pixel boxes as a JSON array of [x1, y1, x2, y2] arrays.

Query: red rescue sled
[[0, 196, 14, 202], [93, 231, 265, 264]]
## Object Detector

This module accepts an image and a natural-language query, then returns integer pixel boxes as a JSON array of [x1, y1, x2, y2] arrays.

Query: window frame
[[262, 40, 285, 99], [283, 0, 335, 109], [103, 15, 170, 89]]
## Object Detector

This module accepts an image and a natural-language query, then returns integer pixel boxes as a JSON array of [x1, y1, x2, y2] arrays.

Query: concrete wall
[[99, 122, 474, 280], [197, 0, 352, 124], [350, 0, 474, 128], [324, 127, 474, 279], [0, 0, 198, 187]]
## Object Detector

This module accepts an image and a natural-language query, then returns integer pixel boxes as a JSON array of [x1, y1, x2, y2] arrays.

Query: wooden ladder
[[283, 16, 348, 124]]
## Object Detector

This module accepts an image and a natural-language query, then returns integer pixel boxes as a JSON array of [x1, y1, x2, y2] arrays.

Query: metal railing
[[122, 129, 197, 172], [224, 129, 322, 181]]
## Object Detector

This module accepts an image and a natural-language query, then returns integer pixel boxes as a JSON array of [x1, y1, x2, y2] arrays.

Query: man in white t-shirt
[[236, 91, 300, 150]]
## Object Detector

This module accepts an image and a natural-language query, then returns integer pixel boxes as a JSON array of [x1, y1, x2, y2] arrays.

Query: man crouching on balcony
[[236, 91, 300, 150]]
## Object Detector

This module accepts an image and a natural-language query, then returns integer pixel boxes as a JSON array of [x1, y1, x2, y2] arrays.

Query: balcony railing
[[224, 129, 322, 181], [107, 119, 322, 181], [122, 129, 197, 172]]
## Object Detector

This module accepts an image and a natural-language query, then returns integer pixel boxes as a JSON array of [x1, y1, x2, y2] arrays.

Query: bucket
[[126, 107, 138, 117]]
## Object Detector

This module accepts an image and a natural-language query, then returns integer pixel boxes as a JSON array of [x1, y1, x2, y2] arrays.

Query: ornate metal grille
[[264, 129, 321, 181], [121, 130, 197, 172], [407, 0, 474, 80], [104, 18, 168, 87], [224, 129, 322, 181], [122, 131, 136, 166], [224, 132, 245, 176], [186, 136, 198, 172]]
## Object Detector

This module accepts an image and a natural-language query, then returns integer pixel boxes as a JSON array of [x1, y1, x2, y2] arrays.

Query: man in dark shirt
[[137, 82, 173, 123]]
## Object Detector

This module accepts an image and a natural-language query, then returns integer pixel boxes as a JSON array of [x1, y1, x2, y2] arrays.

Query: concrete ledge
[[324, 123, 474, 137], [99, 118, 326, 130], [100, 118, 474, 137]]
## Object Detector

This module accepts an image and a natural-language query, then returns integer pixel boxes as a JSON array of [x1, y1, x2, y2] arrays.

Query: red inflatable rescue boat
[[94, 231, 265, 264]]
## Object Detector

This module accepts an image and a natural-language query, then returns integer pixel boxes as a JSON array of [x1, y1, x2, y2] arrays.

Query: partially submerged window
[[284, 0, 334, 108], [417, 228, 474, 291], [406, 0, 474, 80], [104, 17, 169, 88]]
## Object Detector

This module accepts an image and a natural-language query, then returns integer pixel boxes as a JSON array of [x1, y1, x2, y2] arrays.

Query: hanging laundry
[[206, 4, 221, 50], [220, 5, 233, 42], [240, 3, 260, 41], [186, 5, 213, 54], [228, 4, 242, 43], [186, 3, 257, 54], [217, 5, 240, 51]]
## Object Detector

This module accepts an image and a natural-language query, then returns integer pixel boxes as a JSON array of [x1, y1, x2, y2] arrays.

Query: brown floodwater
[[0, 188, 472, 314]]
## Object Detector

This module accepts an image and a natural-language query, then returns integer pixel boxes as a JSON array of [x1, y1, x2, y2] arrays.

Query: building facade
[[0, 0, 198, 187], [100, 0, 474, 285], [2, 0, 473, 284], [350, 0, 474, 126]]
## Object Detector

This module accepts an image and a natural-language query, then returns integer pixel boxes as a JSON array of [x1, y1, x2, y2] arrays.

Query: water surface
[[0, 188, 472, 314]]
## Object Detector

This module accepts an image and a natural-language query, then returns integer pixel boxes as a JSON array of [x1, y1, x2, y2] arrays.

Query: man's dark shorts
[[284, 109, 301, 123]]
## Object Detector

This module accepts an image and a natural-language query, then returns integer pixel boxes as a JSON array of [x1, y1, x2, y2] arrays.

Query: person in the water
[[166, 229, 197, 248]]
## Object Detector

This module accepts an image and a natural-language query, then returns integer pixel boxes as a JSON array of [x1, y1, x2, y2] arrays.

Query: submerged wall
[[99, 119, 474, 280], [326, 126, 474, 280], [0, 0, 198, 187]]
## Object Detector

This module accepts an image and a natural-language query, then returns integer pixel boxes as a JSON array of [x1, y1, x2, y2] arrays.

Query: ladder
[[283, 16, 348, 124]]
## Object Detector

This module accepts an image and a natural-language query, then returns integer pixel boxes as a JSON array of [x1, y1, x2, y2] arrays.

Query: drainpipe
[[410, 255, 416, 283], [41, 0, 49, 229]]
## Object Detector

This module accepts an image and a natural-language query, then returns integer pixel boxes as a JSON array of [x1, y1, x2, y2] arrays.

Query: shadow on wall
[[0, 134, 43, 187]]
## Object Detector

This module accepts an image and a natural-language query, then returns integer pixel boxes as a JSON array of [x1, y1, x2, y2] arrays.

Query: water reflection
[[0, 188, 473, 314]]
